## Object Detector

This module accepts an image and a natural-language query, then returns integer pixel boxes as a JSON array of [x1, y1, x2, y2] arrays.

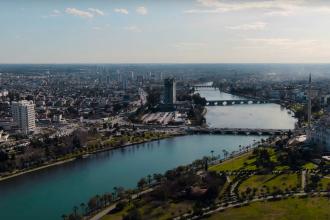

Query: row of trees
[[64, 155, 225, 219]]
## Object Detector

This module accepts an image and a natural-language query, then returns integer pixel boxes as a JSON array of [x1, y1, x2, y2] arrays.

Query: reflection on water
[[0, 85, 297, 220], [196, 87, 297, 129], [195, 88, 242, 101], [206, 104, 296, 129], [0, 135, 264, 220]]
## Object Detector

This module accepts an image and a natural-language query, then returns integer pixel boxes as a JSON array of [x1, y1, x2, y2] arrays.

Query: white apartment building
[[11, 100, 36, 134]]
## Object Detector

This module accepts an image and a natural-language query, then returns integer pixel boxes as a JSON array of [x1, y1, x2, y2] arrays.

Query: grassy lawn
[[209, 148, 281, 172], [318, 176, 330, 191], [101, 201, 193, 220], [101, 204, 133, 220], [239, 174, 274, 192], [274, 165, 290, 171], [302, 162, 318, 170], [205, 197, 330, 220], [268, 148, 278, 163], [143, 201, 193, 220], [239, 173, 300, 195], [209, 152, 257, 171]]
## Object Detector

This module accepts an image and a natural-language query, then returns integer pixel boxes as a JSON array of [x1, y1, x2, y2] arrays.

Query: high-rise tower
[[307, 73, 312, 139], [11, 100, 36, 134], [164, 78, 176, 105]]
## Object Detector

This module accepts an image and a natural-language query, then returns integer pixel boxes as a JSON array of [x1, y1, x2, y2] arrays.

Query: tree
[[87, 197, 98, 212], [115, 187, 125, 199], [327, 183, 330, 193], [222, 150, 228, 159], [80, 203, 86, 216], [0, 150, 8, 162], [137, 177, 147, 189], [123, 208, 142, 220], [72, 206, 78, 217], [192, 94, 206, 106], [72, 136, 81, 149], [104, 193, 113, 205], [146, 89, 160, 107], [153, 173, 163, 183], [147, 174, 152, 185], [113, 103, 122, 113], [204, 159, 208, 171], [254, 148, 274, 170], [210, 150, 214, 159]]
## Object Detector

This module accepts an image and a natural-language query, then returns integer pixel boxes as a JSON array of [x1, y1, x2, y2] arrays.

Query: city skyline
[[2, 0, 330, 64]]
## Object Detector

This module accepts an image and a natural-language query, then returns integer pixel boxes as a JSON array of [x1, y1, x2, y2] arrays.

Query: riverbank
[[0, 158, 76, 182], [78, 137, 269, 220], [0, 131, 186, 182]]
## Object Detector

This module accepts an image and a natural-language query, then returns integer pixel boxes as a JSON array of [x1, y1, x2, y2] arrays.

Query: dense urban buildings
[[2, 0, 330, 219], [311, 117, 330, 151], [0, 64, 330, 220]]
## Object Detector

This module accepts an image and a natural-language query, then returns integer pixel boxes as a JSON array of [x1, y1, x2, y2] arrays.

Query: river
[[195, 87, 297, 129], [0, 87, 296, 220]]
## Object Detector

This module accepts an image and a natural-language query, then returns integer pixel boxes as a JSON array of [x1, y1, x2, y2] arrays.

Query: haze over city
[[2, 0, 330, 63]]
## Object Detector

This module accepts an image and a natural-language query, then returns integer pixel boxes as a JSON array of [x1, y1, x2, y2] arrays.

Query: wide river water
[[195, 87, 297, 129], [0, 87, 296, 220]]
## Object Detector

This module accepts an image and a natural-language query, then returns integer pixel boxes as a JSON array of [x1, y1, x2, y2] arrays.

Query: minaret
[[307, 73, 312, 140]]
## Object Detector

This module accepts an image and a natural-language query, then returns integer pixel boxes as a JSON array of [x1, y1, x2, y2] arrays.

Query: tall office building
[[11, 100, 36, 134], [164, 78, 176, 105], [307, 74, 312, 140]]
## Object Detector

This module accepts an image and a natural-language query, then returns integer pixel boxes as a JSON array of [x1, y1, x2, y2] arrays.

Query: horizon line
[[1, 62, 330, 65]]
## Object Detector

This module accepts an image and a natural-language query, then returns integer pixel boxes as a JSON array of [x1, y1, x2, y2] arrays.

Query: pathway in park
[[301, 170, 306, 192], [89, 188, 154, 220]]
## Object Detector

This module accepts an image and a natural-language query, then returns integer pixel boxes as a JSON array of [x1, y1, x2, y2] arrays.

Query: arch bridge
[[187, 127, 290, 136], [205, 99, 270, 106], [192, 85, 215, 88]]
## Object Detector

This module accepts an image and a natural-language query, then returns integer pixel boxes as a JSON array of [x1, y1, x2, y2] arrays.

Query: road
[[89, 188, 154, 220], [175, 192, 330, 220], [301, 170, 306, 192]]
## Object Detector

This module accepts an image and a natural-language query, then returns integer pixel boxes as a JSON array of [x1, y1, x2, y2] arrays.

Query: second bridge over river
[[187, 127, 291, 136], [205, 99, 271, 106]]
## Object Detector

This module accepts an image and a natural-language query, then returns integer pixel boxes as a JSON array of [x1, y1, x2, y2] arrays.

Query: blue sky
[[1, 0, 330, 63]]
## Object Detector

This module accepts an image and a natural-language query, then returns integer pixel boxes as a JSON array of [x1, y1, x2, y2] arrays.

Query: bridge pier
[[204, 99, 270, 106], [187, 128, 290, 136]]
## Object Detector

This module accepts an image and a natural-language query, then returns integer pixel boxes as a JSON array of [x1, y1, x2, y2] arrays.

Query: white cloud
[[136, 6, 148, 15], [92, 26, 102, 30], [227, 22, 267, 31], [65, 8, 94, 18], [114, 8, 129, 14], [50, 9, 61, 17], [65, 7, 104, 18], [173, 42, 207, 50], [185, 0, 289, 13], [92, 24, 110, 31], [123, 26, 142, 32], [245, 38, 318, 49], [88, 8, 104, 16], [264, 9, 294, 16], [184, 0, 330, 16]]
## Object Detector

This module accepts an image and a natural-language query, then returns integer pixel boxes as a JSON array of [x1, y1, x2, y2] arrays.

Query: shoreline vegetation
[[65, 137, 271, 220], [79, 135, 330, 220], [0, 86, 298, 185], [0, 131, 186, 182]]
